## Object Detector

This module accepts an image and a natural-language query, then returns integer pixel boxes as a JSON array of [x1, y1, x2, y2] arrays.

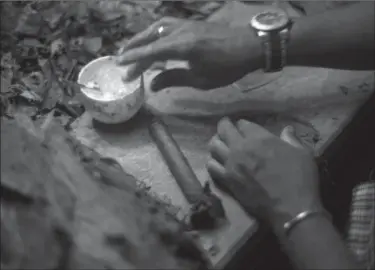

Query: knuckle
[[237, 119, 251, 127], [208, 137, 216, 150], [218, 117, 230, 130], [160, 16, 176, 23], [158, 17, 180, 30], [144, 44, 154, 55], [159, 17, 169, 23], [181, 20, 195, 30], [207, 159, 224, 177], [158, 17, 169, 24], [151, 19, 162, 29], [237, 120, 259, 134], [206, 159, 217, 170], [231, 143, 244, 154], [225, 167, 239, 181], [152, 18, 169, 31], [174, 42, 190, 58], [206, 160, 213, 171], [183, 42, 198, 61]]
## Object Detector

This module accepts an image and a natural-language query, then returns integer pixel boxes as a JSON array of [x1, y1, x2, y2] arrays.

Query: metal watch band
[[263, 30, 288, 72]]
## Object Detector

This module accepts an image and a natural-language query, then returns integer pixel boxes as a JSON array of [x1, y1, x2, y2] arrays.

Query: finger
[[117, 28, 158, 56], [206, 158, 231, 193], [236, 119, 269, 137], [208, 135, 229, 164], [217, 117, 242, 146], [150, 69, 221, 92], [116, 38, 187, 65], [123, 61, 153, 81], [118, 17, 178, 54], [280, 125, 305, 149], [207, 158, 226, 178]]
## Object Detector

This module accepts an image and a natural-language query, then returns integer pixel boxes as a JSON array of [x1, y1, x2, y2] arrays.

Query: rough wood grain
[[0, 117, 208, 269]]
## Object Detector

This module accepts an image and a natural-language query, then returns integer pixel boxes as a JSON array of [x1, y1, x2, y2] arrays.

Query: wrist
[[248, 8, 294, 72], [240, 27, 263, 71], [286, 17, 317, 67], [283, 209, 332, 236], [268, 200, 326, 236]]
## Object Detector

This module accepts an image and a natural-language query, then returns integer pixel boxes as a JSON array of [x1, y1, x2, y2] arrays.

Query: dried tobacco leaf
[[82, 37, 103, 55], [18, 38, 44, 49], [14, 6, 45, 36], [1, 75, 11, 94], [50, 38, 66, 57], [40, 5, 66, 30]]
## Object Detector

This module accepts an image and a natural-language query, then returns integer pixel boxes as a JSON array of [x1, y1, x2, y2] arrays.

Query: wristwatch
[[250, 8, 293, 72]]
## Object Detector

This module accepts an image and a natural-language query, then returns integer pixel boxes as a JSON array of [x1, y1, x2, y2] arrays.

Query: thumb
[[150, 68, 225, 92], [280, 126, 305, 149]]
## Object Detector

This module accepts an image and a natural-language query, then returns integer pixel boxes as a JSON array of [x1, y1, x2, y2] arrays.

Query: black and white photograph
[[1, 1, 374, 269]]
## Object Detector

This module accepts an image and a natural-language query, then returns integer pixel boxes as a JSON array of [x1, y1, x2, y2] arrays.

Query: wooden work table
[[71, 2, 374, 268]]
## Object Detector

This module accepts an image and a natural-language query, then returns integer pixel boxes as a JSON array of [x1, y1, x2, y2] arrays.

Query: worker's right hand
[[207, 118, 324, 231], [116, 17, 262, 91]]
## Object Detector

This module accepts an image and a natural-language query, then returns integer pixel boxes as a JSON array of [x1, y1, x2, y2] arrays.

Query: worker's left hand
[[116, 17, 262, 91], [207, 118, 323, 231]]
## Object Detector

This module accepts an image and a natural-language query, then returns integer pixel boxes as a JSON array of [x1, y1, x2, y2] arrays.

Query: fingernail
[[225, 116, 234, 124], [285, 125, 295, 134]]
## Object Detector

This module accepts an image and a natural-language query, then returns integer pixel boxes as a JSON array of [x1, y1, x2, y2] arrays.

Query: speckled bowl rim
[[77, 55, 141, 102]]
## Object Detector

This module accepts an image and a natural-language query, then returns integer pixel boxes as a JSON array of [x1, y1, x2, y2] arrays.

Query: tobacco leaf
[[1, 75, 12, 94], [14, 5, 45, 36], [82, 37, 103, 55]]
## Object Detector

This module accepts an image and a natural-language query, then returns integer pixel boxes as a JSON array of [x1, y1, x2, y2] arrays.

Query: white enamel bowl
[[77, 56, 144, 124]]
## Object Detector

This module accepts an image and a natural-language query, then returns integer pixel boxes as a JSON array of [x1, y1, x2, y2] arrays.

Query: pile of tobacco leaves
[[0, 0, 223, 128], [1, 4, 228, 269]]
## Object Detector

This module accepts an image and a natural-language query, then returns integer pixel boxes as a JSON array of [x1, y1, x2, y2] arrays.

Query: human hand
[[116, 17, 262, 91], [207, 118, 323, 231]]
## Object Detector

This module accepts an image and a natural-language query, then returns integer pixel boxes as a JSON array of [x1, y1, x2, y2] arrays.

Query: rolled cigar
[[149, 118, 204, 204]]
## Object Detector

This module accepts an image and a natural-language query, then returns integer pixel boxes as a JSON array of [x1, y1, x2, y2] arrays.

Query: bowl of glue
[[77, 56, 144, 124]]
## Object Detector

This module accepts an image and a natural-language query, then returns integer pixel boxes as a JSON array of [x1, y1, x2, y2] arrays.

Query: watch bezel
[[250, 8, 289, 32]]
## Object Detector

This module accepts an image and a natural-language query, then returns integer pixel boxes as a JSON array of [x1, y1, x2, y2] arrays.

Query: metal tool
[[149, 118, 226, 230], [59, 78, 102, 92]]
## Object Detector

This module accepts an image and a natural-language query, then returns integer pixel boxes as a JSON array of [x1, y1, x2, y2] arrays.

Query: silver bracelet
[[283, 210, 332, 236]]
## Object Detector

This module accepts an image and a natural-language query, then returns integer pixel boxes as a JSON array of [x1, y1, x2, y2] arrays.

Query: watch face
[[251, 8, 289, 32]]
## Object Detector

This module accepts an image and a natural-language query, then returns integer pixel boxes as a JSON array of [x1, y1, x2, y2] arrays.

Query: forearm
[[288, 2, 375, 70], [272, 213, 361, 269]]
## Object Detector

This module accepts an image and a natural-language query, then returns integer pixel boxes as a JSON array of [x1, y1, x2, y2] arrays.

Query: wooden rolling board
[[71, 112, 260, 268], [71, 1, 374, 268]]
